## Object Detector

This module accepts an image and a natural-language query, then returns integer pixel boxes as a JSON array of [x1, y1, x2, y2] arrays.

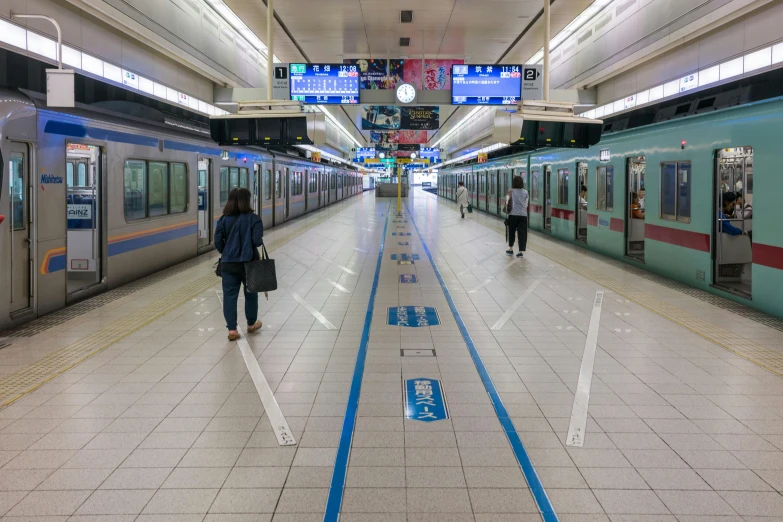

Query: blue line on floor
[[404, 199, 560, 522], [323, 203, 390, 522]]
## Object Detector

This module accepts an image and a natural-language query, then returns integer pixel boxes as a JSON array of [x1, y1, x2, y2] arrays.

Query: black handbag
[[214, 218, 236, 277], [244, 245, 277, 293]]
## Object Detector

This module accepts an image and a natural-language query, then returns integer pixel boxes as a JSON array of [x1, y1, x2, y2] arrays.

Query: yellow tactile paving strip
[[422, 190, 783, 377], [0, 197, 365, 408]]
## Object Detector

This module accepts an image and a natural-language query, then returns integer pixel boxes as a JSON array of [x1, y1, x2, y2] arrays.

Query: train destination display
[[451, 64, 522, 105], [290, 64, 360, 104]]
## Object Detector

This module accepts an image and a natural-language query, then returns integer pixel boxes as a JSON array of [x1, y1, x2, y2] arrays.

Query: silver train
[[0, 89, 363, 331]]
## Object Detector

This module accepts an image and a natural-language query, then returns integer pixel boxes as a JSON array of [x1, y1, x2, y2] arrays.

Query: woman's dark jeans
[[221, 269, 258, 330]]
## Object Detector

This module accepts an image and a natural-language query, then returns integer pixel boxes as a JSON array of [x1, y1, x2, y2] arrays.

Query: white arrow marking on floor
[[566, 290, 605, 448], [468, 278, 493, 294], [290, 291, 338, 330], [325, 278, 351, 294], [457, 252, 497, 276], [490, 265, 553, 330], [215, 291, 295, 446]]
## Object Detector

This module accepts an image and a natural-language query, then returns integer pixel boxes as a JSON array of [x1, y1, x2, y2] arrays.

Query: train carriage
[[437, 95, 783, 318], [0, 88, 362, 331]]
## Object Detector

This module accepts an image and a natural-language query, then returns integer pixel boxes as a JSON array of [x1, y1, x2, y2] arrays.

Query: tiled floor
[[0, 189, 782, 521]]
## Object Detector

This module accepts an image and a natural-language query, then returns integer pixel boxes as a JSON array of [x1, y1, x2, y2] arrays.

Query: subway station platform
[[0, 188, 782, 521]]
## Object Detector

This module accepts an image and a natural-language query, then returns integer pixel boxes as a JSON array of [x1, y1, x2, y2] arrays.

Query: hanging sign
[[400, 106, 439, 130], [477, 153, 488, 163], [311, 152, 321, 163]]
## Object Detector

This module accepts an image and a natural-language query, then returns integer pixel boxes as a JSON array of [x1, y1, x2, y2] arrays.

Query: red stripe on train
[[644, 223, 710, 253], [551, 208, 575, 221], [753, 243, 783, 271]]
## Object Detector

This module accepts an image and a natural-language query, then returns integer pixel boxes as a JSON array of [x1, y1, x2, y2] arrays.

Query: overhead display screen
[[290, 63, 360, 104], [451, 64, 522, 105]]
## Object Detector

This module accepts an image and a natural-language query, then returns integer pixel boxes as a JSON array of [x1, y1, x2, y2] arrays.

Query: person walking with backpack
[[505, 176, 529, 257], [456, 180, 469, 218], [215, 188, 264, 340]]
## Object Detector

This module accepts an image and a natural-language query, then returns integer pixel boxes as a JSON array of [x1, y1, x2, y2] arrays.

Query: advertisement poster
[[400, 106, 439, 130], [370, 131, 399, 147], [403, 59, 464, 90], [398, 130, 428, 144], [362, 105, 401, 130], [344, 59, 404, 89]]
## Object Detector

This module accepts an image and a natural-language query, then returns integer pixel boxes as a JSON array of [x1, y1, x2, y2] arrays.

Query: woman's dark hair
[[631, 191, 639, 201], [458, 181, 464, 186], [223, 188, 254, 216], [512, 176, 524, 189], [581, 185, 588, 192]]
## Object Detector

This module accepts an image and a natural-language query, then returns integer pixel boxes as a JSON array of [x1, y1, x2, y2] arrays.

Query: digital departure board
[[451, 64, 522, 105], [290, 63, 360, 104]]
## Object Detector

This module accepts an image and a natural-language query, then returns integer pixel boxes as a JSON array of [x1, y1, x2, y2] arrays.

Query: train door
[[284, 168, 291, 220], [321, 171, 328, 206], [260, 165, 273, 229], [273, 168, 284, 225], [576, 162, 588, 242], [714, 147, 753, 297], [544, 165, 552, 231], [66, 143, 104, 298], [197, 158, 212, 252], [8, 143, 32, 314], [252, 164, 260, 213], [626, 157, 646, 260], [488, 171, 498, 214]]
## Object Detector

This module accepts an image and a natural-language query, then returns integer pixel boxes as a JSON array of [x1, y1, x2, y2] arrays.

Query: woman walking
[[505, 176, 529, 257], [456, 180, 469, 218], [215, 188, 264, 340]]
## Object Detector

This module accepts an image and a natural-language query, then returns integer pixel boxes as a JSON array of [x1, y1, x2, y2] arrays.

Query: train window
[[557, 169, 569, 205], [239, 168, 249, 189], [66, 162, 74, 186], [77, 163, 87, 187], [9, 155, 25, 230], [198, 168, 207, 189], [531, 170, 540, 202], [309, 173, 317, 193], [660, 161, 691, 222], [170, 163, 188, 214], [148, 161, 169, 217], [264, 170, 272, 200], [330, 174, 336, 190], [124, 160, 147, 221], [275, 170, 282, 198], [596, 166, 614, 211], [220, 167, 229, 205], [338, 174, 343, 188], [230, 167, 239, 191]]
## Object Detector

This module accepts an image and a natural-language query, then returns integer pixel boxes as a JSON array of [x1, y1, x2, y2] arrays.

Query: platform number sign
[[522, 64, 543, 101]]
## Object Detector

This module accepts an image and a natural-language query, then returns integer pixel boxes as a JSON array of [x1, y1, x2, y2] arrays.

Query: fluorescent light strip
[[432, 106, 484, 148], [0, 17, 229, 117], [203, 0, 280, 64], [579, 42, 783, 119], [318, 105, 363, 148]]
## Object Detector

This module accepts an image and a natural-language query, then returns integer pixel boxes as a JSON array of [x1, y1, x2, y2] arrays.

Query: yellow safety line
[[0, 196, 365, 408], [423, 190, 783, 377]]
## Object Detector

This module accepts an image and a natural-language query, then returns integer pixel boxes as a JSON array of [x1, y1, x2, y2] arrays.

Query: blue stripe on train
[[44, 120, 221, 156], [44, 120, 159, 147], [107, 224, 198, 257]]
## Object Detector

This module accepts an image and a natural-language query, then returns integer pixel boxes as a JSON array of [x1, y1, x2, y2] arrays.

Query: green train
[[437, 96, 783, 318]]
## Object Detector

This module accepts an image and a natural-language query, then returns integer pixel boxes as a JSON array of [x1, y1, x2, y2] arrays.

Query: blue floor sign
[[404, 378, 448, 422], [400, 274, 418, 283], [388, 306, 440, 327], [390, 254, 420, 261]]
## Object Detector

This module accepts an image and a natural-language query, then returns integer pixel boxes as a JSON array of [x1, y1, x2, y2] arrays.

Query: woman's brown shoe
[[247, 321, 263, 333], [227, 331, 240, 341]]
